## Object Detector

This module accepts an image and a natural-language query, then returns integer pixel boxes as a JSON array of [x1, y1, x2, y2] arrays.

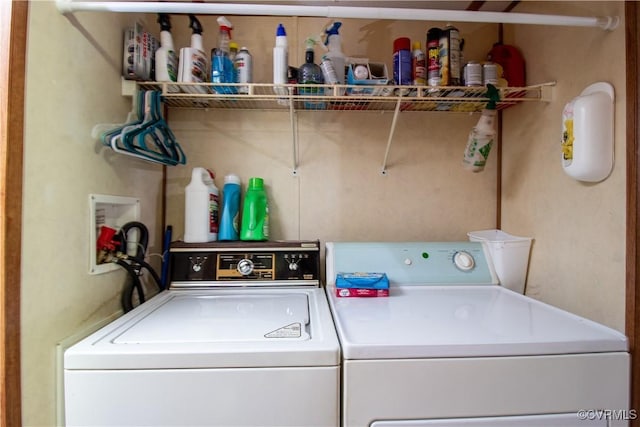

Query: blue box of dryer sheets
[[346, 61, 389, 96], [335, 272, 389, 297]]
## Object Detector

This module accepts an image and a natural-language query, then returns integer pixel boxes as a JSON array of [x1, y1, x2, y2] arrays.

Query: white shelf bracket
[[380, 98, 403, 175], [289, 93, 299, 176]]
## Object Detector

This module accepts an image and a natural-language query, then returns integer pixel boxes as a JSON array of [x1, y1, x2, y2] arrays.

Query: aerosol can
[[235, 47, 252, 94]]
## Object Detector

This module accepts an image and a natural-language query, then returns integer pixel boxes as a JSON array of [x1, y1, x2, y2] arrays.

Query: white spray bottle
[[178, 15, 208, 94], [323, 22, 346, 86], [155, 14, 178, 83], [463, 85, 499, 172]]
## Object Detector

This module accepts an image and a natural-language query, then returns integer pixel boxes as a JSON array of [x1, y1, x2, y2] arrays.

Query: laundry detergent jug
[[240, 177, 269, 241], [184, 167, 219, 242], [218, 174, 241, 241]]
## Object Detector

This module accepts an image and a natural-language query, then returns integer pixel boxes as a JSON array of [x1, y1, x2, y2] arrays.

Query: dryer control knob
[[237, 258, 254, 276], [453, 251, 475, 271]]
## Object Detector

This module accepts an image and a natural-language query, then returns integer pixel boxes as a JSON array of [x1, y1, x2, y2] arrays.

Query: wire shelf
[[131, 81, 555, 174], [137, 82, 555, 112]]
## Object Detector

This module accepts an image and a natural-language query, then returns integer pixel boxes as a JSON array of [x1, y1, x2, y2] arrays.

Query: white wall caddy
[[561, 82, 615, 183]]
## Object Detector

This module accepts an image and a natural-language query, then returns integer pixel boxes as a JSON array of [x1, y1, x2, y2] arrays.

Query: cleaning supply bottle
[[184, 167, 219, 242], [177, 15, 208, 94], [273, 24, 288, 96], [229, 41, 238, 62], [298, 37, 325, 109], [324, 22, 346, 87], [393, 37, 412, 86], [439, 23, 461, 86], [463, 85, 499, 172], [211, 16, 236, 94], [154, 14, 178, 83], [412, 41, 426, 86], [235, 47, 252, 94], [218, 174, 242, 241], [240, 177, 269, 241]]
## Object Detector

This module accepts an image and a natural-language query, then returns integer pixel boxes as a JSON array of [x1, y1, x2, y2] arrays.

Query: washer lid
[[114, 293, 310, 344], [65, 289, 340, 369], [327, 285, 628, 359]]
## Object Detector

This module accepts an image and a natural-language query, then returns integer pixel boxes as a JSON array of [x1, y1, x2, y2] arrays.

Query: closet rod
[[56, 0, 619, 30]]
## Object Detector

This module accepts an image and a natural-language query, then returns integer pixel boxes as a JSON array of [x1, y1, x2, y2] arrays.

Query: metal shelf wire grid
[[136, 82, 555, 112]]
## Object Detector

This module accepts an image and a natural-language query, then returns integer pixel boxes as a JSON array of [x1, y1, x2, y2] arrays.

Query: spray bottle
[[273, 24, 289, 97], [298, 36, 325, 109], [178, 15, 208, 94], [463, 85, 500, 172], [211, 16, 236, 94], [155, 14, 178, 83], [323, 22, 346, 87]]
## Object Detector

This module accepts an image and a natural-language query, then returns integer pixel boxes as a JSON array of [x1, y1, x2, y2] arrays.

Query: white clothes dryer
[[64, 240, 340, 427], [325, 242, 630, 427]]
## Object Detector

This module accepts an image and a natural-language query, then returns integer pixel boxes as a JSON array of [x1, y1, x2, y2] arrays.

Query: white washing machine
[[64, 240, 340, 427], [325, 242, 630, 427]]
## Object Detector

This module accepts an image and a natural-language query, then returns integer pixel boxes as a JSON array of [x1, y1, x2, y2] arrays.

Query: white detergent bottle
[[155, 14, 178, 83], [184, 167, 219, 242], [324, 22, 346, 87]]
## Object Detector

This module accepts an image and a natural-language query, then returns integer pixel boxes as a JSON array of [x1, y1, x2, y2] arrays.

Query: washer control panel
[[170, 240, 320, 287]]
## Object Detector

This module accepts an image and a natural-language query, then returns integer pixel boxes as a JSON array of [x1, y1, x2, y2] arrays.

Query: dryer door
[[371, 413, 608, 426]]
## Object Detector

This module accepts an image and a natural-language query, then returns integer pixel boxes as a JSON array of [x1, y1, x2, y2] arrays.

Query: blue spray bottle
[[211, 16, 237, 94]]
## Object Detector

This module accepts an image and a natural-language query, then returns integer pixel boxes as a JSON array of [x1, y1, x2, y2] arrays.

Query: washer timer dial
[[453, 251, 475, 271], [237, 258, 255, 276]]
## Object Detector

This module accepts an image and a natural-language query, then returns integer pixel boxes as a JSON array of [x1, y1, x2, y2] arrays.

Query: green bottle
[[240, 177, 269, 241]]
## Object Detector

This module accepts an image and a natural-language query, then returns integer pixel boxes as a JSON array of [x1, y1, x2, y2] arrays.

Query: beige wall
[[22, 1, 625, 426], [501, 1, 625, 331], [22, 3, 163, 426], [166, 17, 500, 245]]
